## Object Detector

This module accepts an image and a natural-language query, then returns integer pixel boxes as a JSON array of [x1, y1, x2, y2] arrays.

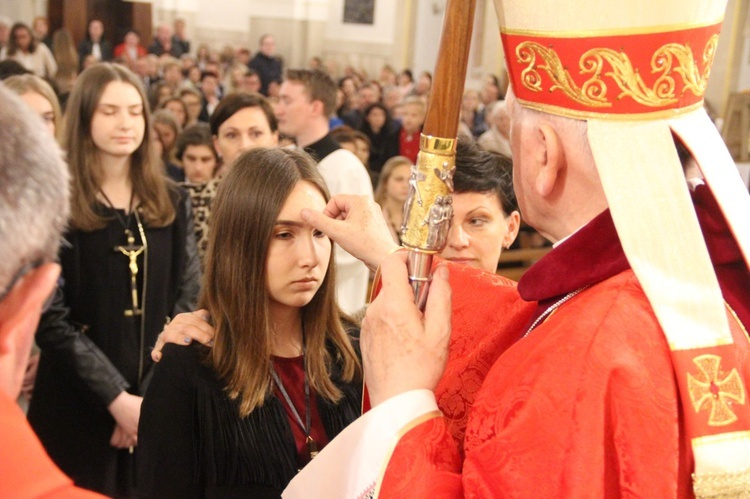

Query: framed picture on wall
[[343, 0, 375, 25]]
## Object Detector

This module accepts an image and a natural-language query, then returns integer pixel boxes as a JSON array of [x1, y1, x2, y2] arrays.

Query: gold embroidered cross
[[687, 354, 746, 426]]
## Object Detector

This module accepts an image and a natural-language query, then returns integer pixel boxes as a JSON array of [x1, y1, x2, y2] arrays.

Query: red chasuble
[[432, 263, 534, 453], [379, 189, 750, 497], [0, 391, 103, 498], [363, 262, 535, 447]]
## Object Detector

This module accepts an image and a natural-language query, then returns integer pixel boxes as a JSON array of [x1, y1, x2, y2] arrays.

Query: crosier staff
[[400, 0, 476, 309]]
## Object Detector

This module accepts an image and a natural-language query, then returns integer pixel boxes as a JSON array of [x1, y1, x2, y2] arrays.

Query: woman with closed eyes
[[27, 63, 200, 497]]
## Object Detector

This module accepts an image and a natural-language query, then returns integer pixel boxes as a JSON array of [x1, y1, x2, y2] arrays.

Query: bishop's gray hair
[[0, 84, 69, 291]]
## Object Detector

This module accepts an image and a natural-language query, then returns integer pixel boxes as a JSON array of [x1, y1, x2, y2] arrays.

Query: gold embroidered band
[[502, 21, 722, 119]]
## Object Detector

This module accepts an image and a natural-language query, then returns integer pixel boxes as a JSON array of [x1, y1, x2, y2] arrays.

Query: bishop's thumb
[[300, 208, 339, 237]]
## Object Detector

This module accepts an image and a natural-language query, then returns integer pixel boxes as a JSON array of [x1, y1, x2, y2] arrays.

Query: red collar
[[517, 184, 749, 332], [518, 209, 629, 303]]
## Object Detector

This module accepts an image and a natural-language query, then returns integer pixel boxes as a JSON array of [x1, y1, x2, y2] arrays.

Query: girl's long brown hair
[[201, 147, 361, 417], [64, 63, 175, 231]]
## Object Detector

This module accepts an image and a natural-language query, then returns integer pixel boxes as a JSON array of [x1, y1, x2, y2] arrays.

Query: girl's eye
[[313, 229, 326, 238], [275, 231, 292, 240]]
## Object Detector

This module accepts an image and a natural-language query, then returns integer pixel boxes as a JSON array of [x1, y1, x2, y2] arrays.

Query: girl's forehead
[[278, 181, 326, 218]]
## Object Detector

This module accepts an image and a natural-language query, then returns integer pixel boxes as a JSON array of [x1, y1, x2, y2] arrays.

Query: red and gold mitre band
[[501, 21, 723, 120]]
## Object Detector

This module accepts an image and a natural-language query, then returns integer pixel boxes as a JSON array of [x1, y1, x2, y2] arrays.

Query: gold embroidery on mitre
[[515, 36, 717, 108], [655, 35, 718, 98], [517, 42, 609, 107], [687, 355, 746, 426]]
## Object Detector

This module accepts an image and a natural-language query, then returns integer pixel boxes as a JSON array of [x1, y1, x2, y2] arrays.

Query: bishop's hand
[[362, 251, 452, 407], [301, 194, 399, 271]]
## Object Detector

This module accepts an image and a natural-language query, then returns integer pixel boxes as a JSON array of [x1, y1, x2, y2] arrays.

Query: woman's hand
[[151, 309, 215, 362], [110, 423, 137, 449], [107, 391, 142, 442]]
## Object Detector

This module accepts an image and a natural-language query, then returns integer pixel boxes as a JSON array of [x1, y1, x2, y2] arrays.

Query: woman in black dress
[[138, 148, 362, 498], [27, 63, 200, 497]]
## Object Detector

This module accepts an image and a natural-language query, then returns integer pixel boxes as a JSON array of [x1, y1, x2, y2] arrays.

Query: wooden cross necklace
[[100, 190, 146, 317]]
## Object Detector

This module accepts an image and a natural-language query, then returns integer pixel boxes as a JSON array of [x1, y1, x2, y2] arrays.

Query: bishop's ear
[[534, 123, 565, 198], [0, 263, 60, 355]]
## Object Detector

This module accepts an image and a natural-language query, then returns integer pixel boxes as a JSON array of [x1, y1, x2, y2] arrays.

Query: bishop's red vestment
[[379, 185, 750, 498], [0, 390, 103, 498]]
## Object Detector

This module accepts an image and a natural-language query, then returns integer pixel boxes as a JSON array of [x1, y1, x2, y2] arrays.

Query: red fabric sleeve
[[379, 417, 464, 498]]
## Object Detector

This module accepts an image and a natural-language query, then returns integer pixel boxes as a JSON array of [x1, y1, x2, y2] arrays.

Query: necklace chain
[[99, 189, 136, 232], [270, 323, 318, 463], [524, 286, 589, 338]]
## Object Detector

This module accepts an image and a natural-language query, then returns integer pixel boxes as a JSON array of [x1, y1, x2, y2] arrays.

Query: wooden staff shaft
[[422, 0, 477, 139], [405, 0, 477, 309]]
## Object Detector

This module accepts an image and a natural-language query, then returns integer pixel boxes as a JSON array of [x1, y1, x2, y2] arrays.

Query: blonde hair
[[374, 155, 412, 206], [4, 74, 62, 141]]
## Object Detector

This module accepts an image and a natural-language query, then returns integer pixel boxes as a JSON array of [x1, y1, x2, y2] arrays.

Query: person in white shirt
[[1, 22, 56, 78]]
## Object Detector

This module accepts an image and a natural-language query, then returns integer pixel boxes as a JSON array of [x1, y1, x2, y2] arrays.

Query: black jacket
[[138, 334, 362, 498], [77, 38, 113, 67], [27, 186, 201, 496], [248, 53, 283, 96]]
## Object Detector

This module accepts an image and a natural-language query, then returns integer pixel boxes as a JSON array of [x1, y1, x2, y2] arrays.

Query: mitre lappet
[[494, 0, 750, 495]]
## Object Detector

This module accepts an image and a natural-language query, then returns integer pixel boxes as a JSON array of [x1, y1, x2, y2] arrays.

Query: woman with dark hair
[[77, 19, 113, 67], [210, 91, 279, 173], [186, 91, 279, 262], [441, 139, 521, 273], [398, 68, 414, 98], [138, 147, 362, 497], [1, 22, 57, 78], [359, 102, 401, 179], [27, 63, 201, 497]]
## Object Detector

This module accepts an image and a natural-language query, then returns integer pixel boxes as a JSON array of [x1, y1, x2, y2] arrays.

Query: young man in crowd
[[175, 123, 218, 184]]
